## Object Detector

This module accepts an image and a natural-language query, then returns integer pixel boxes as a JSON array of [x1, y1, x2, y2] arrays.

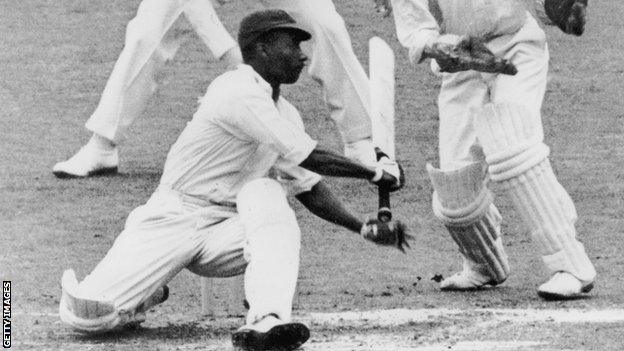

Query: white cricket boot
[[53, 136, 118, 178], [440, 258, 505, 290], [537, 272, 594, 300], [232, 314, 310, 351]]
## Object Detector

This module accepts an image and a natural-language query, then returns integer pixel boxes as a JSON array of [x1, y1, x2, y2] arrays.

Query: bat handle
[[375, 147, 392, 223], [378, 187, 392, 223]]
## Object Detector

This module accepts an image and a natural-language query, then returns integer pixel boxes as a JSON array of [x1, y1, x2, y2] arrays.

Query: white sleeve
[[216, 91, 317, 166], [271, 158, 322, 196], [390, 0, 441, 64]]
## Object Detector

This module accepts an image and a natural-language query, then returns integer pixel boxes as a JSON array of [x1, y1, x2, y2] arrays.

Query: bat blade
[[369, 37, 396, 223], [370, 36, 395, 160]]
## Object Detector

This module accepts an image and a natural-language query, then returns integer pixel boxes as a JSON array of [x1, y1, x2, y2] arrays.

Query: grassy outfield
[[1, 0, 623, 350]]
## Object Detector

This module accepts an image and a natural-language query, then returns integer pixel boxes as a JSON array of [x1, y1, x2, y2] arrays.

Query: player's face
[[263, 30, 308, 84]]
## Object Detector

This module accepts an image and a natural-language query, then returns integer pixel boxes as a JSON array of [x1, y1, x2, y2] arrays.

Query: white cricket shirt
[[159, 64, 320, 206]]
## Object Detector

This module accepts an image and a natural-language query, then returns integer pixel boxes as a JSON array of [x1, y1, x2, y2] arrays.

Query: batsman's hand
[[361, 218, 412, 252], [424, 35, 517, 75], [371, 158, 405, 192], [373, 0, 392, 17], [544, 0, 587, 36]]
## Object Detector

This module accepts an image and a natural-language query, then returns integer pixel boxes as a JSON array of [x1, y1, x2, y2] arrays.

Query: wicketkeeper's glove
[[544, 0, 587, 36], [424, 35, 517, 76], [361, 218, 412, 253]]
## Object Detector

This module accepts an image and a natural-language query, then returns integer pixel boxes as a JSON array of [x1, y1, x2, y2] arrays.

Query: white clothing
[[85, 0, 372, 145], [391, 1, 596, 284], [85, 0, 237, 142], [160, 64, 319, 204], [61, 65, 321, 329]]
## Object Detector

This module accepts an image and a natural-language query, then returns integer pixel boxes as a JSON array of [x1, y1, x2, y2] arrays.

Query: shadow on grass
[[67, 321, 235, 343]]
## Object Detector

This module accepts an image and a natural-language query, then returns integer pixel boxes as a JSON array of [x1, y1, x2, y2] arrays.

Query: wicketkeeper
[[58, 10, 410, 351], [387, 0, 595, 299]]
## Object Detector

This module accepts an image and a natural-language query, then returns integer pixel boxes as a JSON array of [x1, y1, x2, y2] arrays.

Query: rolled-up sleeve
[[217, 91, 317, 166], [271, 160, 322, 196], [391, 0, 441, 64]]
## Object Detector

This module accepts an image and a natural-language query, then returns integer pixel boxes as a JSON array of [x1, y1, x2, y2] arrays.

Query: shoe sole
[[232, 323, 310, 351], [53, 166, 118, 179], [537, 282, 594, 301], [440, 277, 506, 291]]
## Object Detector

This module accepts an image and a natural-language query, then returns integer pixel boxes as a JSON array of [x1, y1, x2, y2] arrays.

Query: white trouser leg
[[236, 178, 301, 325], [477, 102, 596, 285], [85, 0, 235, 143], [183, 0, 238, 61], [260, 0, 372, 145], [476, 18, 595, 285], [59, 189, 246, 332]]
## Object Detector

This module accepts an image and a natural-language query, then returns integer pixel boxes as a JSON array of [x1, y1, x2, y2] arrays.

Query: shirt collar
[[238, 63, 273, 95]]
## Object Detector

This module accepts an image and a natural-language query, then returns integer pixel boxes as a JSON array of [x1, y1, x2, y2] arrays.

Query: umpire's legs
[[85, 0, 236, 144]]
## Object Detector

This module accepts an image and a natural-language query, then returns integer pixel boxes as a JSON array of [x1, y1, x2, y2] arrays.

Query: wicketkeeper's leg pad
[[477, 103, 596, 284], [59, 270, 143, 334], [237, 178, 301, 325], [428, 161, 510, 284]]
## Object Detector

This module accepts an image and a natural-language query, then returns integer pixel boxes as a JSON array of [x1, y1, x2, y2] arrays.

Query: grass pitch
[[1, 0, 624, 350]]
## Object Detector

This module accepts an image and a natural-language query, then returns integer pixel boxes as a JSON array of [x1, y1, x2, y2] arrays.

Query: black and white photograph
[[1, 0, 622, 350]]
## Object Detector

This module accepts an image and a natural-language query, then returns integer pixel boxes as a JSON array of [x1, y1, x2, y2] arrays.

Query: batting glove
[[370, 158, 404, 192], [360, 218, 412, 252]]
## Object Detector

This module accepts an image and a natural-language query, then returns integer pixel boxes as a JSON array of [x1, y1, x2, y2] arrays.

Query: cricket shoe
[[440, 267, 506, 291], [537, 272, 594, 300], [232, 314, 310, 351], [53, 143, 118, 178]]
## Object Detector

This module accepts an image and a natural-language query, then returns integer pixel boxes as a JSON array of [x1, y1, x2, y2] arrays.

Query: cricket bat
[[369, 37, 396, 223]]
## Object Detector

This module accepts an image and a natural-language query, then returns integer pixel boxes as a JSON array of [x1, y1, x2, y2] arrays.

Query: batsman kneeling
[[58, 10, 410, 351]]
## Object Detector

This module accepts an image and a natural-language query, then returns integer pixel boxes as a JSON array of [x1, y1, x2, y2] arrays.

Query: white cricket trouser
[[434, 14, 595, 282], [85, 0, 236, 143], [86, 0, 371, 144], [437, 14, 547, 169], [74, 181, 301, 325]]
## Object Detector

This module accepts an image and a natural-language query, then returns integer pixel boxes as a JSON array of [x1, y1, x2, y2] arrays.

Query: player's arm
[[296, 180, 363, 233], [296, 181, 412, 251], [222, 94, 404, 191], [299, 147, 402, 191]]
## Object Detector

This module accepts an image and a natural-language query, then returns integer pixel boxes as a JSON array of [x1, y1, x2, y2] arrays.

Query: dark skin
[[244, 29, 400, 233]]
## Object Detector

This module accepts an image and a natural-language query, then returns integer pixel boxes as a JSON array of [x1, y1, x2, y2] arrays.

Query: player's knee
[[238, 178, 297, 225], [427, 161, 493, 226], [238, 178, 300, 246], [475, 103, 550, 182], [237, 178, 289, 214]]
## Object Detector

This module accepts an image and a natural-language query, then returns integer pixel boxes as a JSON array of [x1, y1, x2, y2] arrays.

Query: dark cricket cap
[[238, 9, 312, 50]]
